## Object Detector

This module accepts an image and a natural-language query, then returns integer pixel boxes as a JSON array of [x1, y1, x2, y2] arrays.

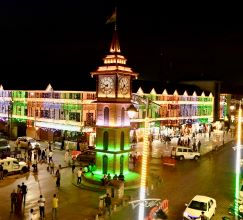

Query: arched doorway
[[120, 155, 124, 174], [103, 155, 108, 174], [120, 131, 124, 150], [103, 131, 108, 150]]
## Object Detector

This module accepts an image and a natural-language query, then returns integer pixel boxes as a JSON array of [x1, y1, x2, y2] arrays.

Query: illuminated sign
[[129, 199, 161, 209]]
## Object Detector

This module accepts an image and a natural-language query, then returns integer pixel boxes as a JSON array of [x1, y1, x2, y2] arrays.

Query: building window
[[121, 107, 125, 126], [120, 131, 124, 150], [86, 113, 94, 126], [103, 131, 108, 150], [104, 107, 109, 126]]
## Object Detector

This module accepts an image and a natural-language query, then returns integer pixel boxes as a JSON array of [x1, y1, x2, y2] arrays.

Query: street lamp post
[[127, 97, 150, 220]]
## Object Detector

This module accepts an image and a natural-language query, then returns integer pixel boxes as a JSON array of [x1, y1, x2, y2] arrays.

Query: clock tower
[[91, 26, 138, 176]]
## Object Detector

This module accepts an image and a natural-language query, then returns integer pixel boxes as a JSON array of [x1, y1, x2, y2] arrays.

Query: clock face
[[119, 76, 130, 95], [99, 76, 115, 95]]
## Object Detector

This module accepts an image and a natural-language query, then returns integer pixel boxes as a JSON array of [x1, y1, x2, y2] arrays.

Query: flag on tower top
[[106, 10, 117, 24]]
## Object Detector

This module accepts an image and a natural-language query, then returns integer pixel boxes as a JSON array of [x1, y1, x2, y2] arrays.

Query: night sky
[[1, 1, 243, 91]]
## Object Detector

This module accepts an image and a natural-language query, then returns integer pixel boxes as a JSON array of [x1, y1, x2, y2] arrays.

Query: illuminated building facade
[[0, 85, 96, 143], [0, 82, 230, 143]]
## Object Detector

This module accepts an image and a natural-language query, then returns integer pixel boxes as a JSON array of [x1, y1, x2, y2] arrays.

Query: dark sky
[[1, 1, 243, 90]]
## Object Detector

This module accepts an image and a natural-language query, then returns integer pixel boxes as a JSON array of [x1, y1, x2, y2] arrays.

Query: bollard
[[113, 204, 117, 211]]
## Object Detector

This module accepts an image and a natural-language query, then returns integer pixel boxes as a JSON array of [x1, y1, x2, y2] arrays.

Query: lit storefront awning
[[35, 121, 81, 132]]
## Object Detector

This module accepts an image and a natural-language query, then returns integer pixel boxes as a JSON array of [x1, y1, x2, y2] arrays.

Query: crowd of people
[[10, 182, 27, 215], [10, 181, 59, 219]]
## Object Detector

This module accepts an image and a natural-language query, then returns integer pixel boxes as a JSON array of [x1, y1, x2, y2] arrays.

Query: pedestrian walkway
[[133, 131, 234, 159], [25, 131, 234, 220]]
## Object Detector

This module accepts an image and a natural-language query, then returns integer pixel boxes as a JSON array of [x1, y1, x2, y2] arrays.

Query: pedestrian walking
[[197, 140, 201, 152], [21, 182, 28, 204], [28, 149, 32, 161], [77, 168, 82, 184], [72, 162, 76, 173], [38, 147, 42, 161], [10, 189, 17, 213], [48, 142, 52, 151], [16, 185, 23, 214], [48, 150, 53, 163], [64, 150, 69, 162], [56, 169, 61, 188], [104, 193, 112, 216], [52, 194, 58, 219], [50, 161, 55, 175], [32, 159, 38, 172], [0, 163, 4, 180], [38, 195, 46, 219], [41, 149, 46, 162]]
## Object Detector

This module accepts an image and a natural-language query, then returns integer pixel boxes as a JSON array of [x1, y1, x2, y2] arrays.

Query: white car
[[0, 157, 29, 175], [16, 136, 40, 149], [183, 195, 216, 220], [171, 146, 200, 160]]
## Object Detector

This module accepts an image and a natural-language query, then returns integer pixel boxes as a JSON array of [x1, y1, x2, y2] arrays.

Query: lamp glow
[[127, 104, 137, 119]]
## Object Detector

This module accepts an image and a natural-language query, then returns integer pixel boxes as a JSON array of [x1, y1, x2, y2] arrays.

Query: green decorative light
[[63, 104, 81, 110], [95, 144, 131, 151]]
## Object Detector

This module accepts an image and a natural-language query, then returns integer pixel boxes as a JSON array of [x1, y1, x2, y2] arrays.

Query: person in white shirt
[[77, 168, 83, 184], [38, 195, 45, 219], [29, 208, 34, 220], [48, 150, 54, 163], [64, 150, 69, 162]]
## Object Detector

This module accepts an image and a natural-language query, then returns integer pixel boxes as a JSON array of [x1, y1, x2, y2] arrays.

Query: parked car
[[171, 146, 200, 160], [0, 157, 29, 175], [0, 138, 11, 152], [76, 150, 96, 163], [183, 195, 216, 220], [16, 137, 40, 149]]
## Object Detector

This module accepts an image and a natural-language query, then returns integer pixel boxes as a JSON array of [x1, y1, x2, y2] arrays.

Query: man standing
[[77, 168, 82, 184], [48, 150, 53, 163], [38, 195, 46, 219], [21, 182, 28, 204], [104, 193, 112, 216], [71, 161, 76, 173], [50, 161, 55, 175], [52, 194, 58, 219], [0, 163, 4, 180], [10, 189, 17, 213], [197, 140, 201, 152]]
